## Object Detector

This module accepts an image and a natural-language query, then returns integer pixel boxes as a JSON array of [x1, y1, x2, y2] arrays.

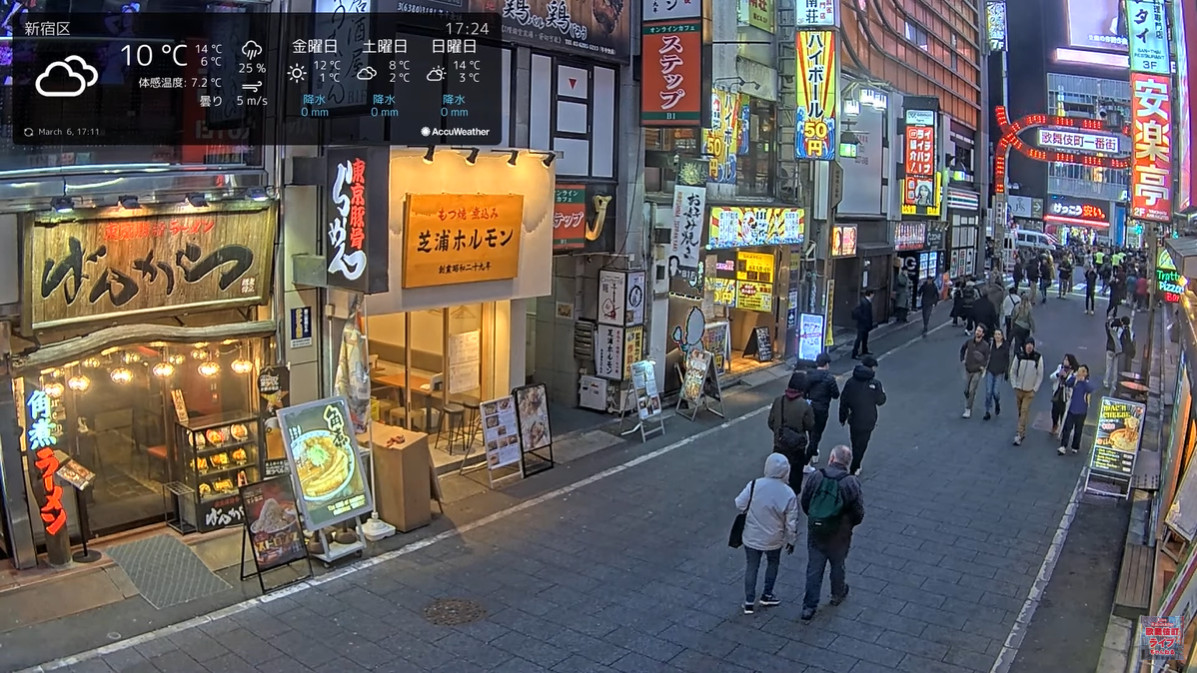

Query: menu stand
[[238, 477, 313, 594], [238, 527, 313, 594], [52, 452, 100, 564]]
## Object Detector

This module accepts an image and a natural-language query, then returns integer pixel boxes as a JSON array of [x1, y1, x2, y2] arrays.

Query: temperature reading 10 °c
[[120, 43, 224, 68]]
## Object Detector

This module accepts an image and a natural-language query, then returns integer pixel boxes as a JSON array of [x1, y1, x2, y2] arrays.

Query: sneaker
[[759, 595, 781, 607], [1057, 446, 1067, 455], [830, 586, 850, 606], [962, 408, 972, 419], [1050, 425, 1059, 435], [802, 464, 816, 475], [1013, 434, 1022, 446], [852, 467, 862, 477], [743, 602, 754, 615], [995, 400, 1001, 415], [983, 411, 992, 421], [800, 607, 816, 621], [1071, 448, 1079, 454]]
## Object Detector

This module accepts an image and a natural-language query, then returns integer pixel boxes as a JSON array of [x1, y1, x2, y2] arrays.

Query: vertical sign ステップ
[[640, 20, 703, 126], [794, 30, 837, 161], [1130, 73, 1173, 222]]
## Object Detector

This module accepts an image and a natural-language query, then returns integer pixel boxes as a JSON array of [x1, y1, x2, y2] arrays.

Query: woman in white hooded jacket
[[734, 453, 800, 614]]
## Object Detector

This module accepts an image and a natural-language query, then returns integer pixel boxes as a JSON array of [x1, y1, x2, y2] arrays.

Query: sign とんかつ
[[25, 388, 66, 537], [553, 184, 587, 251], [403, 194, 524, 289], [26, 210, 275, 332], [708, 207, 804, 248], [325, 147, 389, 294], [1130, 73, 1173, 223], [640, 20, 703, 126], [794, 30, 837, 160]]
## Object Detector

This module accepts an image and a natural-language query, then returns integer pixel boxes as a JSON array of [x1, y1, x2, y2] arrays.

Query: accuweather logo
[[36, 56, 99, 98]]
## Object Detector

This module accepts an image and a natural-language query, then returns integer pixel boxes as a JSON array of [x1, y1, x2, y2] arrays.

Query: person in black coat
[[838, 356, 887, 475], [919, 277, 939, 337], [851, 290, 875, 359], [971, 292, 1000, 339], [803, 352, 840, 467]]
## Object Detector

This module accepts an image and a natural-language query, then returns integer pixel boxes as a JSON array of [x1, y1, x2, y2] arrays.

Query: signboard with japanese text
[[795, 0, 836, 26], [641, 20, 703, 126], [794, 30, 837, 160], [680, 349, 712, 407], [901, 104, 940, 217], [276, 397, 373, 531], [480, 396, 522, 469], [630, 360, 663, 420], [708, 207, 804, 249], [1139, 616, 1183, 661], [1130, 73, 1173, 223], [553, 184, 588, 252], [703, 89, 743, 184], [736, 252, 774, 283], [702, 321, 730, 375], [670, 184, 706, 285], [598, 270, 627, 326], [240, 476, 308, 572], [986, 0, 1006, 51], [594, 324, 625, 380], [1127, 0, 1170, 75], [1157, 249, 1182, 303], [1088, 396, 1146, 479], [831, 224, 857, 257], [325, 147, 389, 294], [626, 272, 647, 326], [623, 326, 644, 380], [737, 0, 775, 33], [736, 281, 773, 313], [894, 222, 926, 251], [706, 277, 736, 306], [24, 387, 67, 538], [1045, 196, 1110, 227], [1036, 128, 1122, 154], [644, 0, 701, 21], [402, 194, 524, 288], [289, 307, 313, 349], [25, 209, 276, 333], [798, 313, 824, 360]]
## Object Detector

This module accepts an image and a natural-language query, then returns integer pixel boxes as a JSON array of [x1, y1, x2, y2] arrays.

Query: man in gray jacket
[[735, 453, 800, 614], [799, 445, 865, 620]]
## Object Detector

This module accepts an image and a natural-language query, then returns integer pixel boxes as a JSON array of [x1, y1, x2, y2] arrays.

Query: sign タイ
[[1126, 0, 1170, 75], [794, 30, 837, 160], [640, 20, 703, 126], [325, 147, 390, 294], [1130, 73, 1173, 223], [26, 209, 276, 332], [402, 194, 524, 288]]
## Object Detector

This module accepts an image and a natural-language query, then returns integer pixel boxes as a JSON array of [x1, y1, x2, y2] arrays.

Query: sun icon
[[288, 64, 306, 83]]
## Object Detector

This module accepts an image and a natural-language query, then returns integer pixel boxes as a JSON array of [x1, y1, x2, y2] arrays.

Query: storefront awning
[[10, 320, 277, 375], [1165, 237, 1197, 278]]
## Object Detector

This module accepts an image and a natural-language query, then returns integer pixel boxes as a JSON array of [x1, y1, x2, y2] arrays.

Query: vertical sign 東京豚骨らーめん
[[794, 30, 837, 161], [1130, 72, 1173, 222], [325, 147, 389, 294], [640, 19, 703, 126], [402, 194, 524, 288]]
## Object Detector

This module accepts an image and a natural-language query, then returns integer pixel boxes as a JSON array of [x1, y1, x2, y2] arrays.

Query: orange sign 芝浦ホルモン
[[641, 20, 703, 126], [403, 194, 524, 289]]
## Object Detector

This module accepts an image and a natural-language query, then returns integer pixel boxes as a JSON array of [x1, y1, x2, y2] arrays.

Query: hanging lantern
[[81, 357, 101, 369], [230, 359, 253, 375], [67, 375, 91, 392], [152, 362, 176, 378], [122, 352, 142, 364], [43, 381, 65, 399], [110, 368, 133, 384], [198, 361, 221, 377], [168, 354, 187, 365], [191, 349, 208, 361]]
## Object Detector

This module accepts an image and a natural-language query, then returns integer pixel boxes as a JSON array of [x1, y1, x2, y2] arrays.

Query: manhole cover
[[423, 598, 488, 625]]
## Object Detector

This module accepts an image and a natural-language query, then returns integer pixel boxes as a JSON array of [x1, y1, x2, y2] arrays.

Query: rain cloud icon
[[36, 56, 99, 98]]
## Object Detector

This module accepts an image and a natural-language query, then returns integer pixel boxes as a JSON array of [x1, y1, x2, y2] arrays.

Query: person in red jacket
[[1135, 276, 1149, 311]]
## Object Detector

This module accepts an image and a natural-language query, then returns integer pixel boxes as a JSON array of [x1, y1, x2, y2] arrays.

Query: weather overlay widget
[[11, 12, 502, 147]]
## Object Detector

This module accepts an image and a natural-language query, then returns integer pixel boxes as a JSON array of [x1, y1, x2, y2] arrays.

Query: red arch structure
[[993, 106, 1132, 194]]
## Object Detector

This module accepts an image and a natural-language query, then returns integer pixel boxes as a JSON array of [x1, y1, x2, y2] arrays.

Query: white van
[[1013, 230, 1054, 255]]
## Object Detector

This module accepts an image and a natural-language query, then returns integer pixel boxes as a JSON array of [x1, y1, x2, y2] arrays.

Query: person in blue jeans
[[733, 453, 799, 614], [1059, 365, 1098, 455], [984, 329, 1012, 421], [799, 445, 866, 621]]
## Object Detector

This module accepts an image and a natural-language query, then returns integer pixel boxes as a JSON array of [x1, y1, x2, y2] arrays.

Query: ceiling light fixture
[[465, 147, 479, 164], [230, 359, 253, 375], [152, 362, 175, 378], [541, 152, 555, 167], [118, 195, 140, 210], [67, 375, 91, 392], [43, 381, 65, 399], [52, 196, 75, 213], [186, 193, 208, 208], [110, 367, 133, 384], [423, 146, 436, 164], [507, 150, 519, 166], [198, 361, 221, 377]]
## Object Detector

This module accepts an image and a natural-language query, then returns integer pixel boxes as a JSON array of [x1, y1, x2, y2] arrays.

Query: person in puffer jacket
[[1009, 337, 1045, 446], [803, 352, 840, 468], [734, 453, 799, 615], [838, 356, 886, 475]]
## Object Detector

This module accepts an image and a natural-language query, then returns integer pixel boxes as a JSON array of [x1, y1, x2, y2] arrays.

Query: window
[[643, 128, 701, 193], [736, 98, 776, 197], [904, 20, 929, 50]]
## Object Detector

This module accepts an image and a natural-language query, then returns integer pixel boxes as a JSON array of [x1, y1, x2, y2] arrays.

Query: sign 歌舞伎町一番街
[[794, 30, 837, 161], [1130, 72, 1173, 223], [402, 193, 524, 289], [276, 397, 373, 531], [326, 148, 389, 294], [640, 20, 703, 126], [25, 210, 275, 332]]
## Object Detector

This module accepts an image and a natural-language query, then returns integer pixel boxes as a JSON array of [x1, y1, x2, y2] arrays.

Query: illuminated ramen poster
[[1089, 396, 1147, 477], [240, 476, 307, 571], [276, 397, 373, 530]]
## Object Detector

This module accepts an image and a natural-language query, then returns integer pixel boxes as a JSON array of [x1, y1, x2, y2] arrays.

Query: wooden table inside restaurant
[[371, 368, 437, 430]]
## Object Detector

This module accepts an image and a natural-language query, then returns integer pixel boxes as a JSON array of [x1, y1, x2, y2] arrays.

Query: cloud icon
[[35, 56, 99, 98], [355, 66, 377, 81]]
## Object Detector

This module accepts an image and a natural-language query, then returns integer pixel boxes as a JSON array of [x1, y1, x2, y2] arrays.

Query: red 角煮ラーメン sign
[[640, 19, 703, 126], [1130, 72, 1173, 223], [26, 388, 66, 536]]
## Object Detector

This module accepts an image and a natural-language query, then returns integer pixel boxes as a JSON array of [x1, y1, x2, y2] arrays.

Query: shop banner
[[798, 313, 824, 361], [240, 476, 307, 572], [901, 102, 941, 218], [706, 277, 736, 306], [276, 397, 373, 531], [480, 397, 522, 470], [795, 0, 836, 26], [831, 224, 857, 257], [398, 0, 630, 60], [1157, 249, 1183, 303], [626, 272, 647, 326], [514, 384, 552, 451], [703, 89, 743, 184], [24, 386, 68, 538], [736, 281, 773, 313], [257, 365, 292, 477], [986, 1, 1006, 51], [598, 270, 627, 326], [794, 30, 838, 160], [325, 147, 390, 294], [680, 349, 712, 407], [738, 0, 775, 32], [553, 184, 588, 252], [594, 324, 625, 380], [708, 207, 805, 248], [402, 194, 524, 288], [737, 251, 774, 283], [1045, 195, 1110, 227], [1088, 396, 1147, 478], [1138, 616, 1183, 662], [1127, 0, 1170, 75], [623, 327, 644, 384], [630, 360, 663, 420], [448, 330, 481, 394], [641, 20, 703, 127], [894, 222, 926, 251], [25, 209, 276, 332], [1130, 73, 1173, 223], [670, 185, 706, 285], [702, 321, 730, 375], [644, 0, 701, 20]]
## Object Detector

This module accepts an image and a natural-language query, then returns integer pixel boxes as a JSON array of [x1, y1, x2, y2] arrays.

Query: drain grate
[[422, 598, 488, 625]]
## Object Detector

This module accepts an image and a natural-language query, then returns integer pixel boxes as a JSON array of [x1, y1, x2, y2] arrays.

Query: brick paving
[[32, 302, 1119, 673]]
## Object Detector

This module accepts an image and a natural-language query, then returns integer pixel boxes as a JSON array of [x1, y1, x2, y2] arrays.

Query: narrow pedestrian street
[[1, 294, 1136, 673]]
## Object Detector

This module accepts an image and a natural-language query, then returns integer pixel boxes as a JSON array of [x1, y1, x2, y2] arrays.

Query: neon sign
[[994, 107, 1133, 192], [26, 389, 66, 536]]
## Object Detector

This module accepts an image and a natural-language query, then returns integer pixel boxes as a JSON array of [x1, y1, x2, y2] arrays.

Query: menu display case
[[168, 411, 262, 533]]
